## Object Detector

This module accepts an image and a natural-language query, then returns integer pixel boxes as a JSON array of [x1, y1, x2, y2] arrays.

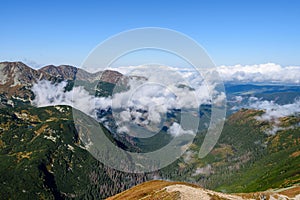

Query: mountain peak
[[100, 69, 125, 84], [39, 64, 78, 80], [0, 61, 32, 71], [0, 61, 44, 85]]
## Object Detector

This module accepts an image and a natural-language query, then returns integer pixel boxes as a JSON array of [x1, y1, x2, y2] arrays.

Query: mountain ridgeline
[[0, 62, 299, 199], [0, 61, 129, 106]]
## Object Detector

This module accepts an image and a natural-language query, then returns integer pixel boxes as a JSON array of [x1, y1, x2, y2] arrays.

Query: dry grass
[[289, 151, 300, 158], [34, 124, 49, 136], [110, 180, 300, 200], [237, 186, 300, 199], [278, 186, 300, 198], [106, 180, 201, 200]]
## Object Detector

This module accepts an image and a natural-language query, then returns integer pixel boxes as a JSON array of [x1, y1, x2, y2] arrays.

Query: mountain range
[[0, 61, 299, 199]]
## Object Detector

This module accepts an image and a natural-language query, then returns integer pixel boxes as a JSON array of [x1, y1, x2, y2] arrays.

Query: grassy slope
[[0, 105, 148, 199], [0, 105, 299, 198], [158, 109, 300, 193]]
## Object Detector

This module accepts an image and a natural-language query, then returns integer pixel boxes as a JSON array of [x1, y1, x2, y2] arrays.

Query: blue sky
[[1, 0, 300, 68]]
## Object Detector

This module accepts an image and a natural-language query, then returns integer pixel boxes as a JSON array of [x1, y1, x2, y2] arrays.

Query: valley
[[0, 62, 299, 199]]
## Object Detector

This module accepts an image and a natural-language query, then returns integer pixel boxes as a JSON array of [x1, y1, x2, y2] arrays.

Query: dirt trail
[[165, 184, 247, 200]]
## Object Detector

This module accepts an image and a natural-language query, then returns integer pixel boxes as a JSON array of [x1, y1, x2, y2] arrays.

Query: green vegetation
[[0, 104, 299, 199], [0, 105, 148, 199], [158, 109, 300, 193]]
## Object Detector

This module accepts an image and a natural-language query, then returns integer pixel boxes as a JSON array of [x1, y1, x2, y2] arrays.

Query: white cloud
[[168, 122, 195, 137], [235, 96, 243, 102], [31, 63, 300, 138], [119, 110, 131, 122], [31, 65, 224, 137], [232, 98, 300, 134], [115, 63, 300, 84], [231, 97, 300, 123], [213, 92, 226, 107], [265, 125, 297, 135], [31, 80, 111, 116], [192, 164, 212, 176], [249, 99, 300, 122], [216, 63, 300, 84], [108, 66, 217, 135]]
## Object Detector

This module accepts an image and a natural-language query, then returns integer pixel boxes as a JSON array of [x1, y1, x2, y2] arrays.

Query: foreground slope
[[106, 180, 300, 200], [106, 180, 244, 200]]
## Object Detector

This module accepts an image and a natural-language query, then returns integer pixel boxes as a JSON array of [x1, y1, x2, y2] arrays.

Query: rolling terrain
[[0, 61, 299, 199]]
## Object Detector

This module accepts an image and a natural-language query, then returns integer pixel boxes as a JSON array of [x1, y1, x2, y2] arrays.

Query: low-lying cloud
[[31, 63, 300, 137], [114, 63, 300, 84], [168, 122, 195, 137], [31, 80, 111, 116], [231, 97, 300, 134], [216, 63, 300, 84], [31, 65, 223, 137], [231, 96, 300, 122], [250, 99, 300, 122]]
